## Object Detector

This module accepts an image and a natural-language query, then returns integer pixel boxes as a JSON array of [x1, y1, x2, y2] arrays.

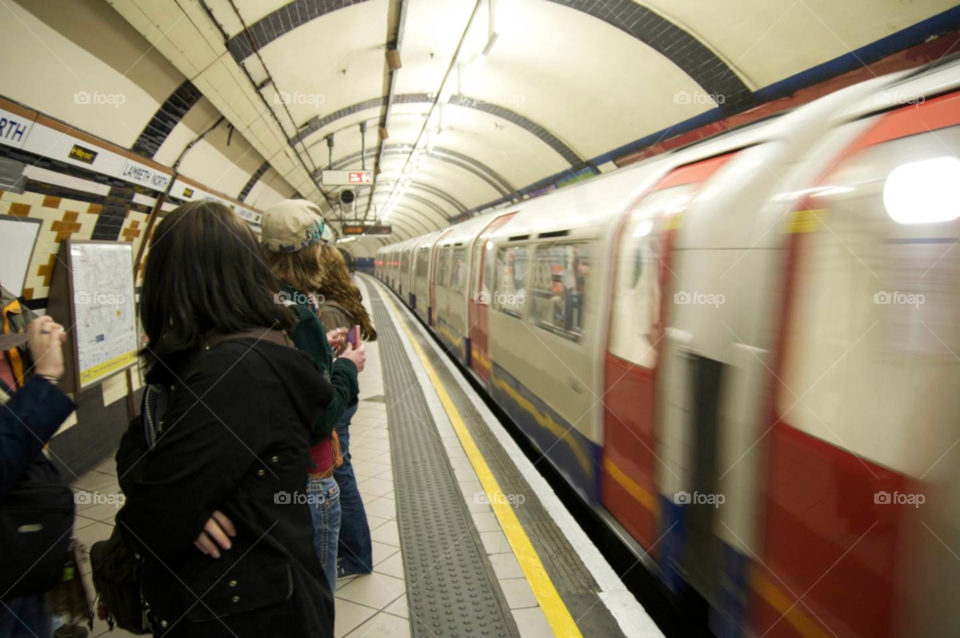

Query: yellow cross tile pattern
[[0, 190, 145, 301]]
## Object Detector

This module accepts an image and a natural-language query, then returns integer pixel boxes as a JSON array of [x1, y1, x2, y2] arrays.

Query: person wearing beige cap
[[261, 199, 366, 591]]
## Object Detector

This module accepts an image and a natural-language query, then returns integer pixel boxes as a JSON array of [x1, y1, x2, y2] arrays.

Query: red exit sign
[[348, 171, 372, 184]]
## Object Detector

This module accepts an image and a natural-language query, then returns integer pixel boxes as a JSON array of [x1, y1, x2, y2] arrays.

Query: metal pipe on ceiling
[[376, 0, 484, 225], [199, 0, 335, 209]]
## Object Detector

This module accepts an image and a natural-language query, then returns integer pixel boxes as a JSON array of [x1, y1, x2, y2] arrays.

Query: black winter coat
[[116, 337, 336, 637]]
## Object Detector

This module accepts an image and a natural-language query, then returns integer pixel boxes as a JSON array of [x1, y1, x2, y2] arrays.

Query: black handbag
[[90, 384, 166, 634], [90, 527, 150, 634], [0, 458, 75, 598]]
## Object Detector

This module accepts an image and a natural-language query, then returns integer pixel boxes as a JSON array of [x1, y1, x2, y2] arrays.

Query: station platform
[[69, 274, 660, 638]]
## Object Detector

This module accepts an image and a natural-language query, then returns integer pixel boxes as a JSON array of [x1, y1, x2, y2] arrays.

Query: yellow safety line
[[381, 291, 584, 638], [602, 457, 659, 517], [750, 569, 832, 638]]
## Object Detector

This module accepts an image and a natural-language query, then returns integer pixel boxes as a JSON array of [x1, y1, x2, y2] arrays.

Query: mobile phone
[[346, 325, 360, 346]]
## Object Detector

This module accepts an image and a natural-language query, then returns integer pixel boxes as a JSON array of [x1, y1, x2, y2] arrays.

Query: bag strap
[[142, 385, 167, 450], [203, 329, 292, 350]]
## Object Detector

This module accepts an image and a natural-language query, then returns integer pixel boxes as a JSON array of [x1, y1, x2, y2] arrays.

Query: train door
[[430, 229, 456, 328], [414, 244, 431, 323], [752, 92, 960, 638], [602, 154, 737, 556], [469, 213, 517, 385], [400, 247, 410, 299]]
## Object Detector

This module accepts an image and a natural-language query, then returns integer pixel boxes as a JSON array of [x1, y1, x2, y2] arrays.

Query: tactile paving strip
[[369, 285, 519, 638], [366, 276, 626, 637]]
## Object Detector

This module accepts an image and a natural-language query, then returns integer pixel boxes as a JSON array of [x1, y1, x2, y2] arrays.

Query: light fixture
[[883, 156, 960, 225], [386, 48, 402, 71]]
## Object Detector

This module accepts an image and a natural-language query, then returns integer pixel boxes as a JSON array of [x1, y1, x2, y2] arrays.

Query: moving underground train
[[374, 59, 960, 638]]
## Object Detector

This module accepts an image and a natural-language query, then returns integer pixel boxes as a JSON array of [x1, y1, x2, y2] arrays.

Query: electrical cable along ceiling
[[109, 0, 960, 249]]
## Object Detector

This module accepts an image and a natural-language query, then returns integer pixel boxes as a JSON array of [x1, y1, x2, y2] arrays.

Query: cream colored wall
[[247, 169, 297, 211], [1, 0, 299, 209], [1, 0, 179, 147], [642, 0, 957, 89]]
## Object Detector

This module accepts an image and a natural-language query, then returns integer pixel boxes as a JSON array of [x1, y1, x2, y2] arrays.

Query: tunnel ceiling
[[108, 0, 957, 246]]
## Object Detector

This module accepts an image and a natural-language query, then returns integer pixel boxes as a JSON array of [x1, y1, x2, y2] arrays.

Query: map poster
[[48, 241, 138, 393]]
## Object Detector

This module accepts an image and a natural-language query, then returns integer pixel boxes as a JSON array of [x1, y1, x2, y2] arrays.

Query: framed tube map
[[48, 240, 138, 393]]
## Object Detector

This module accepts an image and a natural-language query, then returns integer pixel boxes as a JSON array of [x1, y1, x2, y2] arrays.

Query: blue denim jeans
[[307, 476, 341, 592], [334, 404, 374, 575], [0, 596, 52, 638]]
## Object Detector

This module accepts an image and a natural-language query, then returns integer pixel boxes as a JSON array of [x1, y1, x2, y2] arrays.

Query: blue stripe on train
[[491, 363, 600, 503], [710, 541, 751, 638], [658, 495, 686, 595]]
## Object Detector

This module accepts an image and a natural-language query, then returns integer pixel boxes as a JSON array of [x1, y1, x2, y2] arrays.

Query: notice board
[[48, 241, 138, 393]]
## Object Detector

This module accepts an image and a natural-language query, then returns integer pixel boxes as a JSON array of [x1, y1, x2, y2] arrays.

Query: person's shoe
[[53, 626, 89, 638], [338, 564, 372, 579]]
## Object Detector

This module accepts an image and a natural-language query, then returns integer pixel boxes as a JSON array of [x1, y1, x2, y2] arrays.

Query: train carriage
[[374, 58, 960, 638], [431, 212, 513, 366]]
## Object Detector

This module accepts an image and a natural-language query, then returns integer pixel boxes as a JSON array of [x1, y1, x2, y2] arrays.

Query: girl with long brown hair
[[312, 242, 377, 577]]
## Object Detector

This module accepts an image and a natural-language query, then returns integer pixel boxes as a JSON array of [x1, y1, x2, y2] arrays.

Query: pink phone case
[[346, 325, 360, 346]]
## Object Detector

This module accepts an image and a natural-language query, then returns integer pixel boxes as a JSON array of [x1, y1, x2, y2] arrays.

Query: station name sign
[[322, 170, 373, 186], [342, 224, 392, 236]]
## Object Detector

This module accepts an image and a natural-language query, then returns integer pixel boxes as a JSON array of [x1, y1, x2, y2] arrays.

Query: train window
[[436, 247, 452, 288], [494, 246, 530, 317], [609, 184, 695, 367], [416, 248, 429, 280], [450, 248, 468, 294], [530, 243, 591, 340]]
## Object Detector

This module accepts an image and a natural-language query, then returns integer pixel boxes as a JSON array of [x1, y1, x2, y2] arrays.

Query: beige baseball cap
[[261, 199, 328, 253]]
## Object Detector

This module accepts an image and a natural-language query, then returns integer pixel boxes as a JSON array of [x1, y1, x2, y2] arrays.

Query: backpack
[[0, 457, 75, 598], [89, 384, 166, 634]]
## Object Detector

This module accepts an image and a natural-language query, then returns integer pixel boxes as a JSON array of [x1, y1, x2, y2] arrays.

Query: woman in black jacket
[[116, 202, 335, 637]]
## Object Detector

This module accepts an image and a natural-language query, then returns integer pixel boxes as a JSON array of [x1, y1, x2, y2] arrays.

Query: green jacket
[[282, 284, 359, 444]]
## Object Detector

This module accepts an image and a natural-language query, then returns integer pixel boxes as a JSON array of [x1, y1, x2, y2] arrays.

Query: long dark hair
[[140, 201, 294, 383]]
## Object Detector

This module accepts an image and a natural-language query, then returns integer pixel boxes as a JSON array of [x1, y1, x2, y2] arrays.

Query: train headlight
[[883, 156, 960, 225]]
